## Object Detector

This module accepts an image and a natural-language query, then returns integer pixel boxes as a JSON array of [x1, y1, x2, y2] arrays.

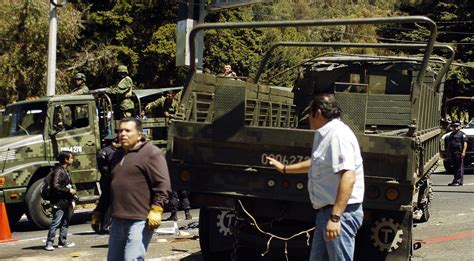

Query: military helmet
[[117, 65, 129, 74], [74, 72, 86, 81]]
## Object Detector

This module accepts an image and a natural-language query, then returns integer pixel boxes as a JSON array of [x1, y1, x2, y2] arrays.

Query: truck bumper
[[0, 188, 27, 204]]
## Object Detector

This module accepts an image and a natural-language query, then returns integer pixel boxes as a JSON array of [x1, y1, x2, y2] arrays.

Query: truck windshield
[[1, 103, 47, 138]]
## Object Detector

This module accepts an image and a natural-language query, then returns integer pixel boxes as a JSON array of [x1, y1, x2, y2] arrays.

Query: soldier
[[95, 134, 119, 234], [107, 65, 134, 118], [97, 134, 118, 194], [144, 90, 181, 118], [166, 190, 192, 221], [70, 73, 89, 95], [447, 121, 467, 186], [218, 64, 237, 78]]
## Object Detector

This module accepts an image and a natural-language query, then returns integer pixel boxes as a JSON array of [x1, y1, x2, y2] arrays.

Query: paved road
[[412, 166, 474, 260], [2, 210, 202, 261], [2, 166, 474, 260]]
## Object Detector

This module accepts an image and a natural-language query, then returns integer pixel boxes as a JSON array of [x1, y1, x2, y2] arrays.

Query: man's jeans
[[46, 206, 71, 245], [107, 218, 154, 261], [310, 203, 363, 261]]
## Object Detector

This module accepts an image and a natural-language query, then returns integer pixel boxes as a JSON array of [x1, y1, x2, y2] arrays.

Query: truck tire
[[25, 179, 53, 229], [443, 160, 454, 173], [25, 178, 74, 229]]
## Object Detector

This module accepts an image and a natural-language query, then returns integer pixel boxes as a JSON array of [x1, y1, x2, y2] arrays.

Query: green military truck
[[167, 17, 454, 260], [0, 87, 181, 228]]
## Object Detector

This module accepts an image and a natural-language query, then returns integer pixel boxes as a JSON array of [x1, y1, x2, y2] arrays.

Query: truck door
[[49, 102, 100, 186]]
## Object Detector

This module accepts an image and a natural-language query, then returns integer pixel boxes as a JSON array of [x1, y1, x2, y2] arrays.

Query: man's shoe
[[166, 213, 178, 221], [44, 243, 54, 251], [448, 183, 461, 186], [185, 212, 193, 220], [58, 242, 75, 248]]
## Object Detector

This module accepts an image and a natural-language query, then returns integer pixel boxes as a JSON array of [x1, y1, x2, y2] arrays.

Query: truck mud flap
[[199, 206, 237, 254], [355, 210, 412, 261]]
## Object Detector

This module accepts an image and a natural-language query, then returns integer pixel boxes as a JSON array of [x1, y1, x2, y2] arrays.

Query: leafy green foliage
[[0, 0, 471, 110], [0, 1, 80, 104], [379, 0, 473, 98]]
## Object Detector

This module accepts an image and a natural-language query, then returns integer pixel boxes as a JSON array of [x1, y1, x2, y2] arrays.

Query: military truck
[[0, 87, 181, 228], [167, 17, 454, 260]]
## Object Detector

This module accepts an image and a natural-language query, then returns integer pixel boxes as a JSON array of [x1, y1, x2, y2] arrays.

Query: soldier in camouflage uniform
[[145, 90, 181, 118], [107, 65, 134, 118], [70, 73, 89, 95]]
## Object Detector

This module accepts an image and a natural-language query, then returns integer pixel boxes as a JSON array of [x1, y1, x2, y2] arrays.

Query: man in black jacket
[[45, 151, 77, 251]]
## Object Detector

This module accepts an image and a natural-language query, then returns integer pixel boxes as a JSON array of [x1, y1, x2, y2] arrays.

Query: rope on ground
[[237, 200, 315, 259]]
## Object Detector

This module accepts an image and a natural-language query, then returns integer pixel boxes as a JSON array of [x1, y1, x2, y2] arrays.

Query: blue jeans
[[107, 218, 154, 261], [46, 206, 71, 245], [310, 203, 363, 261]]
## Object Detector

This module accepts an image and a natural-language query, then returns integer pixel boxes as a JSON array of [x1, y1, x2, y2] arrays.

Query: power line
[[383, 26, 474, 36], [176, 1, 474, 46], [437, 20, 474, 24]]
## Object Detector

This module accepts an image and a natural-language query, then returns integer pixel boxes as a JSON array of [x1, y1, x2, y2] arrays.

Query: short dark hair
[[309, 94, 341, 120], [57, 151, 72, 164], [119, 117, 143, 133]]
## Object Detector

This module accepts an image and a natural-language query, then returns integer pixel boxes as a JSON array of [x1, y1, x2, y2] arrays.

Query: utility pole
[[176, 0, 271, 70], [46, 0, 66, 96]]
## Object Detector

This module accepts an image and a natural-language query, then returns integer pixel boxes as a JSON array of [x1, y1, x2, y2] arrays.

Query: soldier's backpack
[[40, 171, 53, 200]]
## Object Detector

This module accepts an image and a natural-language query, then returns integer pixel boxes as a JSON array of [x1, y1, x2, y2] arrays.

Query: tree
[[378, 0, 473, 97], [0, 1, 81, 104]]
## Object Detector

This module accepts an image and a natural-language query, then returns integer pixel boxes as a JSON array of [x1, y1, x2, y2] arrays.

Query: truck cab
[[0, 87, 181, 228]]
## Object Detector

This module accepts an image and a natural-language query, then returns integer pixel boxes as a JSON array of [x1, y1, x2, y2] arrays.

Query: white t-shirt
[[307, 118, 365, 209]]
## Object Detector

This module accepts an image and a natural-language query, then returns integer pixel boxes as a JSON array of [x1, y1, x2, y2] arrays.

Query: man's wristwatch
[[330, 214, 341, 222]]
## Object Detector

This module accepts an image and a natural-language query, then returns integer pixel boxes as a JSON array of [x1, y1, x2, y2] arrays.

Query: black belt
[[318, 203, 361, 212]]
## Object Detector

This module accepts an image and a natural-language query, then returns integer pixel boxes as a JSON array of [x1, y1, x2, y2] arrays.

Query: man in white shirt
[[267, 93, 364, 261]]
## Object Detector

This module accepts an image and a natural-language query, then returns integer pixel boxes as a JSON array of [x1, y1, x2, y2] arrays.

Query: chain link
[[230, 221, 242, 261]]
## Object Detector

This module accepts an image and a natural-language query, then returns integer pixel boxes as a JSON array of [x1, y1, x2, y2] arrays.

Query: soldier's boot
[[166, 211, 178, 221], [185, 209, 192, 220]]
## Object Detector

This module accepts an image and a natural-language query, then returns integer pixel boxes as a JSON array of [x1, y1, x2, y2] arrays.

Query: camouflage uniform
[[107, 68, 134, 118], [71, 73, 89, 95], [218, 71, 237, 78], [70, 83, 89, 95], [147, 91, 181, 117]]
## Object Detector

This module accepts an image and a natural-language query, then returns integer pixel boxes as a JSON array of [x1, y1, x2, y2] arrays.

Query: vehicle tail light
[[385, 187, 399, 201], [179, 169, 191, 182]]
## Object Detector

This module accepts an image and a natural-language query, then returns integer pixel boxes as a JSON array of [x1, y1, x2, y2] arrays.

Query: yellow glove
[[91, 211, 103, 233], [147, 205, 163, 230]]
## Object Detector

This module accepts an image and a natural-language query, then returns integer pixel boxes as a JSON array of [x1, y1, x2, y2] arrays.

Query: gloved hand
[[91, 211, 103, 233], [147, 205, 163, 230]]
